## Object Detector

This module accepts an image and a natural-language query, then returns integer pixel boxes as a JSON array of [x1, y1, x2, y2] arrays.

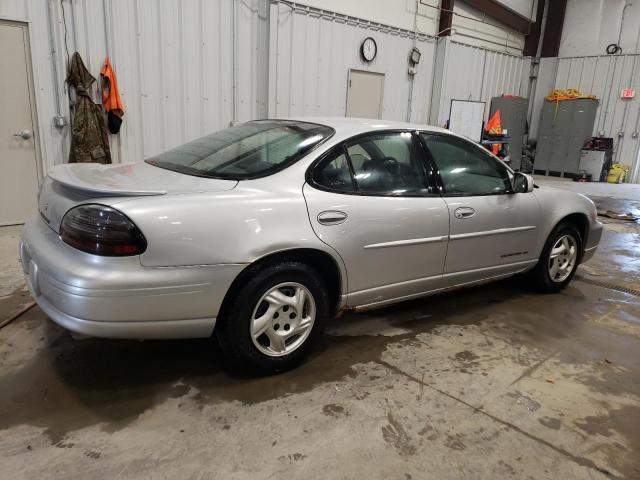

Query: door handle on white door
[[13, 130, 33, 140], [317, 210, 348, 225], [454, 207, 476, 219]]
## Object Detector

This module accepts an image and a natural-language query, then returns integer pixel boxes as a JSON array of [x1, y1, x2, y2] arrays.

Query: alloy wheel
[[548, 234, 578, 283], [250, 282, 316, 357]]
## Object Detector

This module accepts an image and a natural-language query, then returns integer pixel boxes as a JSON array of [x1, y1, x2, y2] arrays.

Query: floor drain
[[575, 275, 640, 297]]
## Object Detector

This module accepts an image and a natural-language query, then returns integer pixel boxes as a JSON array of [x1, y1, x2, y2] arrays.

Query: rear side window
[[311, 132, 431, 196], [420, 133, 511, 196], [346, 132, 428, 195], [311, 148, 354, 192]]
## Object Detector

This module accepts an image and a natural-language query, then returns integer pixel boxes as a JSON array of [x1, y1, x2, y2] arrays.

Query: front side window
[[146, 120, 333, 179], [420, 133, 511, 196]]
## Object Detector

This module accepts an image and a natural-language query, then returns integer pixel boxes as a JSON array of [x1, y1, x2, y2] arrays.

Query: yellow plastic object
[[545, 88, 597, 101], [545, 89, 598, 120], [607, 164, 630, 183]]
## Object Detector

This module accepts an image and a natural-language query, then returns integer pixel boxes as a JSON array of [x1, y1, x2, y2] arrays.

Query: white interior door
[[0, 21, 39, 226], [346, 69, 384, 119]]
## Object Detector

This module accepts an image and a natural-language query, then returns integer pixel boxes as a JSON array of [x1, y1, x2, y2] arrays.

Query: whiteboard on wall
[[448, 100, 485, 142]]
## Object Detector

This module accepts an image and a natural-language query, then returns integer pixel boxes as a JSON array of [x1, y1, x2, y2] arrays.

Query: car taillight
[[60, 204, 147, 256]]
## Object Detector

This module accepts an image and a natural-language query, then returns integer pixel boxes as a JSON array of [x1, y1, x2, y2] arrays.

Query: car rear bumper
[[582, 219, 603, 263], [20, 218, 246, 339]]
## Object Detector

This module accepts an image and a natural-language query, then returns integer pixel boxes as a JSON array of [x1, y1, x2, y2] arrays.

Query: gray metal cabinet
[[489, 96, 528, 171], [534, 98, 599, 177]]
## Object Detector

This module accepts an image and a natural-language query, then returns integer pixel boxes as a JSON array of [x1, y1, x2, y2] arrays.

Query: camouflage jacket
[[66, 52, 111, 164]]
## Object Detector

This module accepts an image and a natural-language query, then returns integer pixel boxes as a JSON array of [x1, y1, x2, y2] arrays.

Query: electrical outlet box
[[54, 116, 68, 128]]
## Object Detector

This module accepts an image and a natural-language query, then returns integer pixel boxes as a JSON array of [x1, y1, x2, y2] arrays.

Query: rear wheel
[[530, 223, 581, 293], [216, 262, 329, 374]]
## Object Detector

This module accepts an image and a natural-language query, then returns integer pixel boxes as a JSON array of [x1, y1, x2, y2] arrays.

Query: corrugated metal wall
[[451, 2, 525, 55], [432, 39, 529, 127], [554, 55, 640, 180], [67, 0, 269, 164], [268, 2, 437, 123], [1, 0, 269, 170], [2, 0, 536, 176]]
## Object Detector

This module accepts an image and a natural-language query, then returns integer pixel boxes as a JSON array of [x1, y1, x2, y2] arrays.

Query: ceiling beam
[[460, 0, 532, 34], [438, 0, 455, 36], [524, 0, 546, 56], [540, 0, 566, 57]]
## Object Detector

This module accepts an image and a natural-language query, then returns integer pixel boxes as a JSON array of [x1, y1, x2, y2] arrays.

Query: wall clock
[[361, 37, 377, 62]]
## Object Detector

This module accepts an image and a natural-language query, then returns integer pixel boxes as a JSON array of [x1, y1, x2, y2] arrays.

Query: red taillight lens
[[60, 204, 147, 256]]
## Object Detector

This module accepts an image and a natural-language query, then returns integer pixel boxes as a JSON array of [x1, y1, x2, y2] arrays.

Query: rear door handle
[[454, 207, 476, 219], [317, 210, 348, 225]]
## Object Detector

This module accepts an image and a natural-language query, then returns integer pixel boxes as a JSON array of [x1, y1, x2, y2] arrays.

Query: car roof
[[286, 116, 452, 138]]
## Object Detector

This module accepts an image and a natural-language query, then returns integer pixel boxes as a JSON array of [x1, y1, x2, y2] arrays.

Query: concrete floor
[[0, 225, 25, 298], [1, 181, 639, 479]]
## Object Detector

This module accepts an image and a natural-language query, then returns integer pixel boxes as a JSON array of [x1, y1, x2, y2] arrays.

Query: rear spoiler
[[48, 165, 167, 196]]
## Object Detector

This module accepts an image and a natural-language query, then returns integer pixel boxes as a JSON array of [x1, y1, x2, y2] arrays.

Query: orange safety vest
[[485, 110, 502, 134], [100, 57, 124, 117], [484, 110, 502, 155]]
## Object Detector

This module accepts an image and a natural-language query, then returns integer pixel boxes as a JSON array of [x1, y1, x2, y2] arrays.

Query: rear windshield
[[145, 120, 333, 179]]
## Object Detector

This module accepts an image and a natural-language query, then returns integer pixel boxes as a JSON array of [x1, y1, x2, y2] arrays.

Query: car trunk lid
[[40, 162, 237, 232]]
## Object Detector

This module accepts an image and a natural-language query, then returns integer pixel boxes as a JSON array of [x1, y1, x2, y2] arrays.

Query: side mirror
[[513, 172, 534, 193]]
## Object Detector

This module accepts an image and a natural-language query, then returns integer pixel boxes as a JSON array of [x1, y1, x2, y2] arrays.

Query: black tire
[[215, 261, 329, 374], [529, 223, 582, 293]]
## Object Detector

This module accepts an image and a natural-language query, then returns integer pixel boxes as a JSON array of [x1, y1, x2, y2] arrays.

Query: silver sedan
[[21, 118, 603, 372]]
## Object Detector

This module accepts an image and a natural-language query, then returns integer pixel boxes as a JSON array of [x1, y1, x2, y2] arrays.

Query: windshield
[[145, 120, 334, 179]]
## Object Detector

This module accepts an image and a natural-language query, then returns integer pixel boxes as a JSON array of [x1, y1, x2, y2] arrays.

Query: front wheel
[[529, 223, 582, 293], [215, 262, 329, 374]]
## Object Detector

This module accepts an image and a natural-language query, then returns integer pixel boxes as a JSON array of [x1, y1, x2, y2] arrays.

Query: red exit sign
[[621, 88, 635, 98]]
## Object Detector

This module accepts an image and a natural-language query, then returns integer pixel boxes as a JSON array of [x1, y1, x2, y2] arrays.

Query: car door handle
[[317, 210, 348, 225], [454, 207, 476, 219]]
